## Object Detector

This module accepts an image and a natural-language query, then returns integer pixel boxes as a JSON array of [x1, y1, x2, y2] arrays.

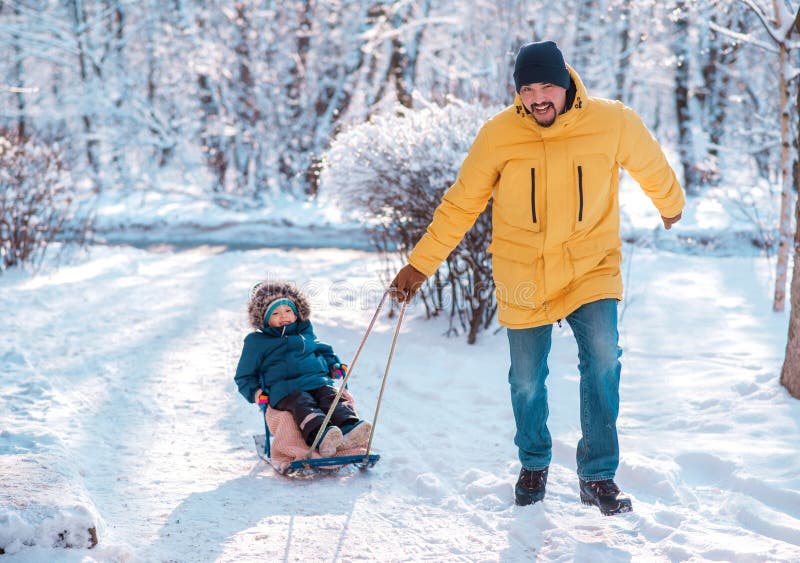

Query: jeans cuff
[[579, 474, 615, 482], [522, 464, 549, 472]]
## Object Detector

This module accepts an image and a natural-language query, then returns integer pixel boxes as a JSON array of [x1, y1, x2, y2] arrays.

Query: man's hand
[[390, 264, 427, 303], [661, 212, 682, 230]]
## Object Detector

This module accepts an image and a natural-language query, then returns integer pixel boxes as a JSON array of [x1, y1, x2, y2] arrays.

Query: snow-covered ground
[[2, 241, 799, 562]]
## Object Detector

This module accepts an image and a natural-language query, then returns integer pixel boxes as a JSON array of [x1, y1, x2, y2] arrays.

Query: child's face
[[267, 304, 297, 327]]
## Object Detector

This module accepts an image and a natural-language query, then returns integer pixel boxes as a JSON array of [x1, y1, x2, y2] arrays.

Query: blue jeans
[[506, 299, 622, 481]]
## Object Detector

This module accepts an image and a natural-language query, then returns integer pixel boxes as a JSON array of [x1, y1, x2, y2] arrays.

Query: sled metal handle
[[306, 289, 399, 458]]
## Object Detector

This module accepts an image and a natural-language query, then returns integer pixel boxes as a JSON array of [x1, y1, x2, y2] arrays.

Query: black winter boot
[[514, 467, 548, 506], [579, 478, 632, 515]]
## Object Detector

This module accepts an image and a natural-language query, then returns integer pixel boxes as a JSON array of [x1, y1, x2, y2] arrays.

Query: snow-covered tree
[[717, 0, 800, 397], [0, 0, 784, 235], [721, 0, 798, 312]]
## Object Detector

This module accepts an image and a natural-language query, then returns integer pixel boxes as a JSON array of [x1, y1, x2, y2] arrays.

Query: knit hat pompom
[[513, 40, 570, 92], [248, 281, 311, 329]]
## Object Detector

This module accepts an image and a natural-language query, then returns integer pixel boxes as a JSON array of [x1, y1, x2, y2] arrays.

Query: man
[[390, 41, 684, 516]]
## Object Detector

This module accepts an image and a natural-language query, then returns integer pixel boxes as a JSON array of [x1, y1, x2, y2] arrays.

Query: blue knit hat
[[513, 41, 570, 92], [264, 298, 298, 325]]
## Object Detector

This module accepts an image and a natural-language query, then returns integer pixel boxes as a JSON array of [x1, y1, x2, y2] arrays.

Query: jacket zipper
[[577, 165, 584, 222], [530, 168, 537, 224]]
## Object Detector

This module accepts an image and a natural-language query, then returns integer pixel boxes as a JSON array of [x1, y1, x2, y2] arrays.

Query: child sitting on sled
[[234, 280, 372, 458]]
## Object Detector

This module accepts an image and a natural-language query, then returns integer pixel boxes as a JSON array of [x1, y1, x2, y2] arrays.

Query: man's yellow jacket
[[408, 66, 685, 328]]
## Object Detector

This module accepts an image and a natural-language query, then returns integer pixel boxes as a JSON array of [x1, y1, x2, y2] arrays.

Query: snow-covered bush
[[321, 101, 500, 343], [0, 131, 92, 272]]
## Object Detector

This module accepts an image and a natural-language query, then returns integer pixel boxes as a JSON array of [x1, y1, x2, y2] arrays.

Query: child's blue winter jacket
[[234, 319, 341, 407]]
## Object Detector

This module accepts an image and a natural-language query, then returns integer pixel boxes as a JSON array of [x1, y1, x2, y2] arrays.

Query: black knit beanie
[[513, 41, 570, 92]]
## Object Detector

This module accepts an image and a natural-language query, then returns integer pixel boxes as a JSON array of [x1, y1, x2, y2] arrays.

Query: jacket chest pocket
[[494, 159, 541, 232], [573, 154, 613, 230]]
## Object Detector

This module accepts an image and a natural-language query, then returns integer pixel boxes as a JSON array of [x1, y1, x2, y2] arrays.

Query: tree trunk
[[572, 0, 596, 76], [144, 1, 172, 167], [780, 166, 800, 398], [379, 2, 419, 110], [12, 3, 26, 139], [195, 12, 227, 192], [703, 24, 740, 163], [780, 7, 800, 398], [614, 0, 632, 102], [699, 5, 742, 182], [774, 8, 797, 312], [673, 0, 700, 195], [70, 0, 101, 179], [388, 0, 429, 109], [233, 2, 258, 195], [110, 0, 131, 189], [197, 73, 227, 191], [279, 0, 312, 181]]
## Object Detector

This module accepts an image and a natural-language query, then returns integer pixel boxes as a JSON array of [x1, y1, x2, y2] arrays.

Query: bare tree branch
[[737, 0, 786, 43], [708, 20, 779, 52]]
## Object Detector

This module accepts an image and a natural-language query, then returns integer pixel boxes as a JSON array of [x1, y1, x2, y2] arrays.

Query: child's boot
[[340, 420, 372, 450], [317, 426, 343, 457]]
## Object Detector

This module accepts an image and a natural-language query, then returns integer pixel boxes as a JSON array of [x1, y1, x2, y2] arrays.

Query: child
[[235, 281, 372, 457]]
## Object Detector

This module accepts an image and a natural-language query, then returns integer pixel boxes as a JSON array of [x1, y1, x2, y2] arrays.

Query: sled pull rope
[[362, 295, 407, 462], [306, 289, 404, 458]]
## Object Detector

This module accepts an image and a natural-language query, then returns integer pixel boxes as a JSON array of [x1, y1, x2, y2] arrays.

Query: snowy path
[[1, 245, 799, 562]]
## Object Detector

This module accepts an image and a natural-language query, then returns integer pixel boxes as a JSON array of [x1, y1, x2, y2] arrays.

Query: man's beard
[[532, 103, 557, 127]]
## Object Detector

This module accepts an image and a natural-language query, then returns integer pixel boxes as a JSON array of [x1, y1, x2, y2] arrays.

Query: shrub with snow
[[321, 102, 500, 343], [0, 130, 93, 273]]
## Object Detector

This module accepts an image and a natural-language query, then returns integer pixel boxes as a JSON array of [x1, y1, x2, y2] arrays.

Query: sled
[[253, 398, 380, 475], [253, 415, 380, 475], [253, 289, 405, 475]]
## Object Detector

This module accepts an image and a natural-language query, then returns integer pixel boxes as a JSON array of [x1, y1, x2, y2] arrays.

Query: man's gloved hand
[[661, 212, 682, 230], [331, 363, 348, 379], [255, 389, 269, 406], [390, 264, 427, 303]]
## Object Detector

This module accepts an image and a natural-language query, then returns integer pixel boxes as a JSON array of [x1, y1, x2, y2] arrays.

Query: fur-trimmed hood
[[248, 281, 311, 329]]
